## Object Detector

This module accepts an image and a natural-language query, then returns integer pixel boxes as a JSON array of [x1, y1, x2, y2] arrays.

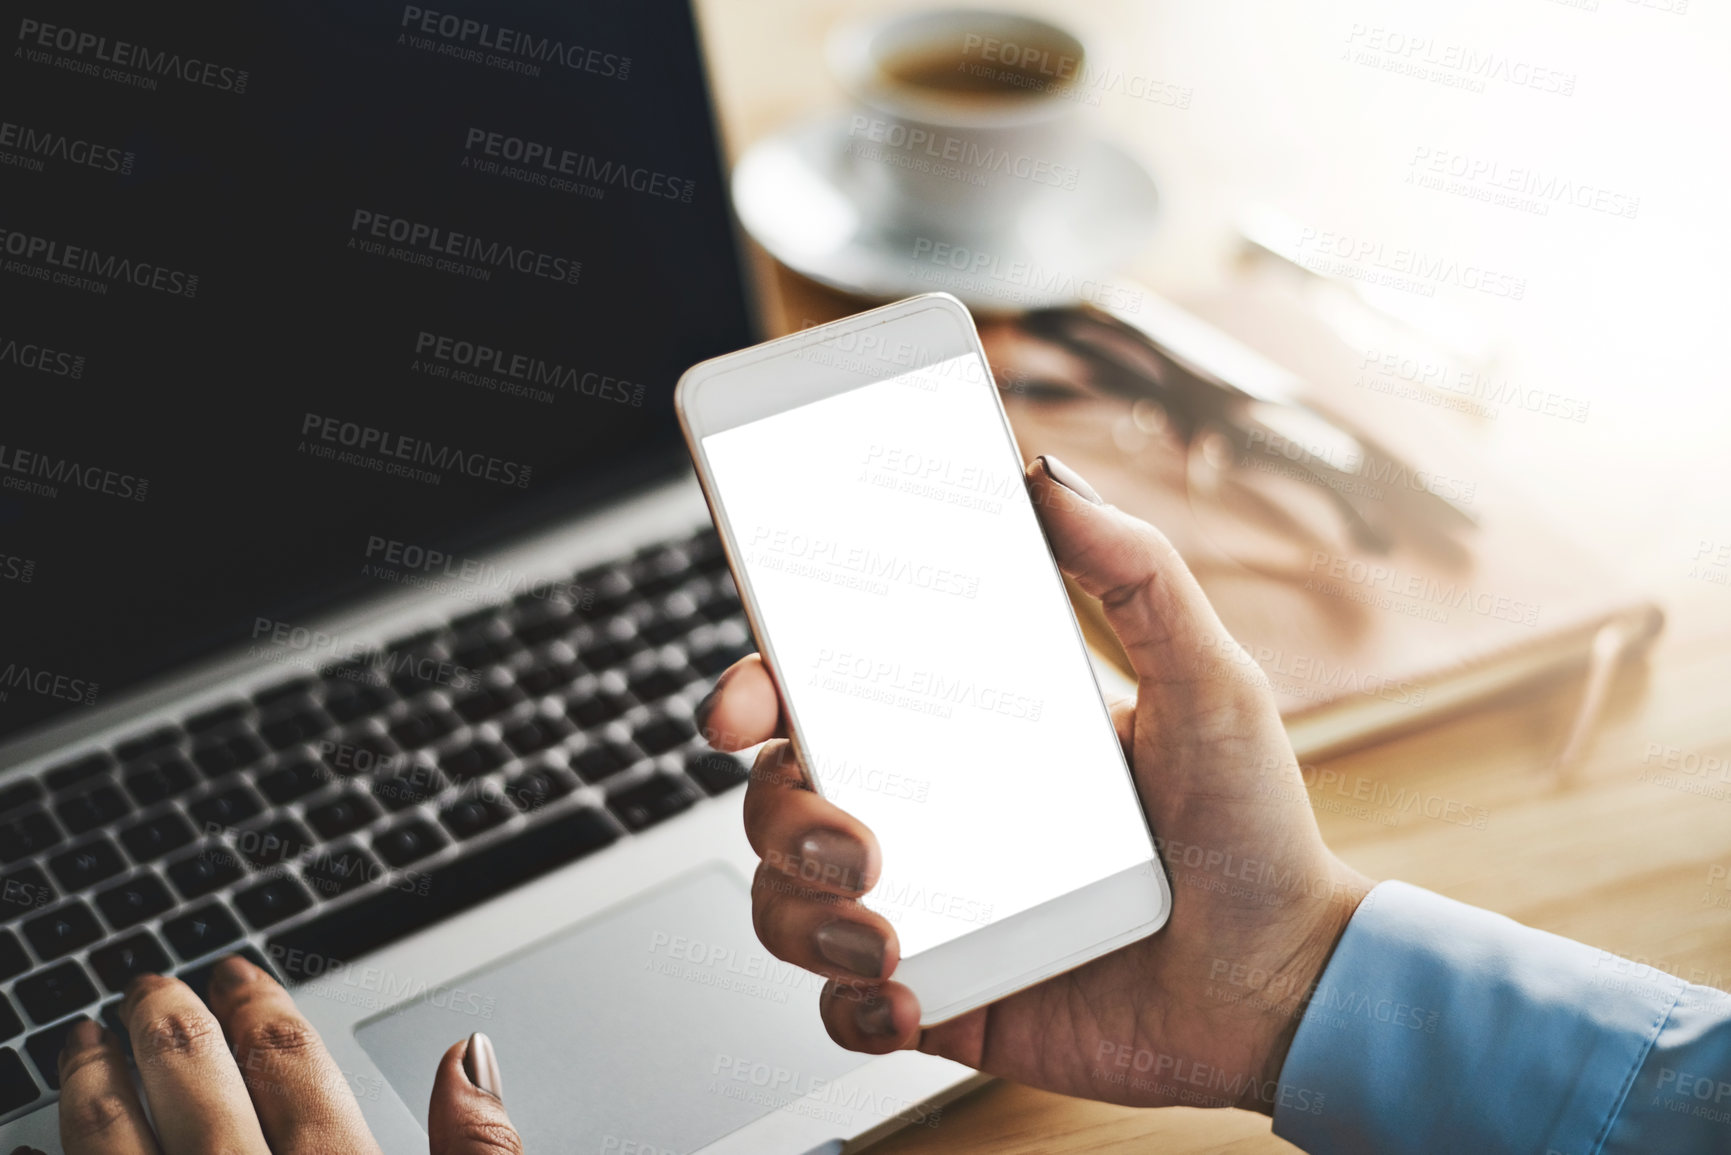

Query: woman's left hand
[[17, 953, 520, 1155]]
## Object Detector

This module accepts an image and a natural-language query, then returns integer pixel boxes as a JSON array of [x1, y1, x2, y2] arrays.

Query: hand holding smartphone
[[677, 294, 1170, 1025]]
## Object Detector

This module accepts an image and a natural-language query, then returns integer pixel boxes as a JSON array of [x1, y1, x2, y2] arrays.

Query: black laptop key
[[269, 807, 617, 983], [166, 843, 247, 899], [690, 643, 748, 677], [119, 811, 195, 863], [242, 819, 316, 869], [688, 528, 728, 569], [389, 707, 459, 750], [633, 714, 697, 756], [89, 931, 173, 993], [373, 818, 448, 867], [577, 566, 635, 616], [307, 793, 381, 841], [188, 784, 266, 830], [124, 754, 199, 805], [515, 650, 582, 698], [253, 677, 319, 710], [28, 1016, 98, 1090], [322, 678, 395, 723], [629, 547, 691, 597], [234, 876, 314, 930], [686, 751, 750, 795], [115, 728, 182, 762], [571, 741, 636, 784], [260, 705, 333, 751], [186, 701, 251, 733], [453, 679, 527, 723], [504, 763, 575, 813], [388, 646, 463, 696], [577, 636, 644, 672], [23, 901, 103, 960], [502, 713, 574, 757], [257, 756, 332, 805], [0, 865, 54, 922], [0, 778, 45, 816], [439, 797, 513, 841], [192, 731, 268, 778], [43, 752, 115, 793], [697, 590, 743, 623], [319, 728, 402, 779], [178, 945, 279, 1007], [608, 776, 698, 832], [16, 960, 97, 1025], [372, 763, 447, 811], [0, 996, 20, 1042], [163, 903, 244, 962], [627, 666, 694, 703], [0, 809, 62, 863], [441, 739, 510, 782], [54, 784, 131, 835], [96, 872, 174, 929], [304, 844, 380, 900], [514, 608, 577, 647], [0, 1045, 40, 1113], [48, 837, 127, 893], [452, 632, 520, 671], [567, 689, 633, 729], [99, 999, 130, 1051], [0, 931, 28, 981]]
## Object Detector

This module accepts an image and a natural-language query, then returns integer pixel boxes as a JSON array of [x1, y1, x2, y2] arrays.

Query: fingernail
[[463, 1032, 504, 1102], [693, 683, 722, 733], [210, 955, 259, 997], [814, 921, 886, 979], [122, 973, 160, 1016], [856, 997, 897, 1037], [796, 828, 868, 894], [60, 1017, 102, 1056], [1038, 455, 1102, 504]]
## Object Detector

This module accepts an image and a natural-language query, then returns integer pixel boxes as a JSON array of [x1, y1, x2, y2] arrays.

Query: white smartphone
[[676, 293, 1170, 1026]]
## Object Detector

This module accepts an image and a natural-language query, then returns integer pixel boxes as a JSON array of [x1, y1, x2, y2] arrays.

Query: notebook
[[973, 277, 1663, 761]]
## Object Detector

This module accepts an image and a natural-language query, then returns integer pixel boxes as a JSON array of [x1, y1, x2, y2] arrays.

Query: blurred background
[[694, 0, 1731, 1148]]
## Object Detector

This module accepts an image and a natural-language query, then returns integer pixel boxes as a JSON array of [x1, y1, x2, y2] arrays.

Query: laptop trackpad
[[355, 864, 872, 1153]]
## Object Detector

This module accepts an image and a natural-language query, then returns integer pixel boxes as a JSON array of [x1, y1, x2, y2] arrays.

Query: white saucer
[[731, 113, 1159, 313]]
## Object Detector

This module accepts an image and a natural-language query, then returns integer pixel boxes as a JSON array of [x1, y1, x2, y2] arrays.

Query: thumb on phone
[[1027, 455, 1255, 691]]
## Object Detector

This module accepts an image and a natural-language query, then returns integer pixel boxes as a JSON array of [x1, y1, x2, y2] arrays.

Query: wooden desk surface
[[691, 3, 1731, 1149]]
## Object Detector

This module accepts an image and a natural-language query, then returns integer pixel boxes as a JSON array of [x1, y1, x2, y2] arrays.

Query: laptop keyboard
[[0, 525, 754, 1118]]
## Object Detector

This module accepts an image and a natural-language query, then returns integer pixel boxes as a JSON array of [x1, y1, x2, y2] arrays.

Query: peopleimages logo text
[[0, 120, 134, 174], [300, 413, 532, 488], [16, 18, 250, 93], [463, 128, 694, 202], [350, 210, 580, 285], [413, 331, 643, 406], [0, 226, 199, 297], [0, 443, 148, 501], [0, 335, 84, 378], [399, 7, 629, 79]]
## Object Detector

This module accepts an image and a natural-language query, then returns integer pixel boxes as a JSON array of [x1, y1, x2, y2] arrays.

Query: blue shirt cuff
[[1272, 880, 1687, 1154]]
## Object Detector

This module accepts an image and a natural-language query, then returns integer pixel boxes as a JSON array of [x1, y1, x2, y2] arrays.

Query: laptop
[[0, 2, 980, 1149]]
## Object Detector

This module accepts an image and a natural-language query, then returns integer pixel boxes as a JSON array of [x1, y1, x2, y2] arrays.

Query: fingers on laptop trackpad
[[355, 865, 871, 1152]]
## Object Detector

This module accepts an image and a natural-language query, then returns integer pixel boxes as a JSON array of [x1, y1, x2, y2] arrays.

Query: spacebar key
[[267, 808, 619, 982]]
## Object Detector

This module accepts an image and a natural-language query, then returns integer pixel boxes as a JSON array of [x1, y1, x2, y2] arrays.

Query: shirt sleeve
[[1272, 880, 1731, 1154]]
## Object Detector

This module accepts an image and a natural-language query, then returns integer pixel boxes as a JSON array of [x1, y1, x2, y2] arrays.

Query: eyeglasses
[[992, 299, 1478, 578]]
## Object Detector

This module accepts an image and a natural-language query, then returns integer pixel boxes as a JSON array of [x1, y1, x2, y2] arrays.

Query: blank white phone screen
[[702, 352, 1155, 957]]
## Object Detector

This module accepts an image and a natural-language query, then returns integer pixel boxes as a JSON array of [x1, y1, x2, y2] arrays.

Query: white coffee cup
[[829, 8, 1089, 237]]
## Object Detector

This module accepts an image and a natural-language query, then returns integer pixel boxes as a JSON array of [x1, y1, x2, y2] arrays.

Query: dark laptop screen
[[0, 1, 753, 743]]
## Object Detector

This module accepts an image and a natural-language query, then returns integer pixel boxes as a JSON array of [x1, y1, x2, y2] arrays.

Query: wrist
[[1240, 862, 1375, 1116]]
